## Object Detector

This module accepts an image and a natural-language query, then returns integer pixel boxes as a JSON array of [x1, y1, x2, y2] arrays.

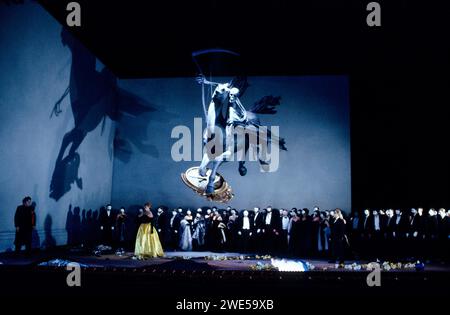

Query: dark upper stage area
[[37, 0, 448, 78]]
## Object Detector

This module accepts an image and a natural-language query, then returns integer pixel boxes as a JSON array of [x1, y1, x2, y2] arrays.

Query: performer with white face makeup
[[236, 210, 253, 253], [100, 204, 115, 246], [252, 207, 265, 253], [116, 207, 127, 255]]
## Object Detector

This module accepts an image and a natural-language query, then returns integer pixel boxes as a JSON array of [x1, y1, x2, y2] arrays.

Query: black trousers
[[279, 230, 289, 256], [332, 238, 344, 263], [238, 230, 251, 253], [15, 229, 32, 252]]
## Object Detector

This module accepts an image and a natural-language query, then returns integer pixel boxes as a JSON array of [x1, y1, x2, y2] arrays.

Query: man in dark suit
[[298, 208, 312, 257], [425, 208, 438, 240], [349, 211, 361, 241], [359, 209, 371, 237], [393, 209, 407, 239], [410, 208, 426, 239], [155, 207, 168, 247], [330, 209, 346, 264], [99, 204, 115, 246], [425, 208, 439, 261], [392, 209, 407, 259], [437, 208, 449, 240], [383, 209, 396, 259], [382, 210, 394, 238], [407, 208, 426, 260], [14, 196, 35, 253], [203, 208, 213, 250], [359, 209, 372, 258], [263, 206, 282, 254], [236, 210, 254, 253], [168, 209, 181, 250], [251, 207, 265, 253], [280, 209, 291, 256]]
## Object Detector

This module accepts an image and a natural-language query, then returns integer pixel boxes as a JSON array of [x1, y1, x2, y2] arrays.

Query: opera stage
[[1, 250, 449, 300]]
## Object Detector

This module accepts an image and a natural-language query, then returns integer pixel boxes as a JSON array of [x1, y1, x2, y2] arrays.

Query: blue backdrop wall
[[0, 3, 115, 251]]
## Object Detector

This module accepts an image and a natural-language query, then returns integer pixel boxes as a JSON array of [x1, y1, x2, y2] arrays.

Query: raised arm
[[196, 75, 219, 86]]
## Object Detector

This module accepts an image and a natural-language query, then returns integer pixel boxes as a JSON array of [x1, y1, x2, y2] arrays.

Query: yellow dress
[[134, 222, 164, 259]]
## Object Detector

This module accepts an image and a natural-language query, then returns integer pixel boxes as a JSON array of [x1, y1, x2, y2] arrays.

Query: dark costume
[[14, 205, 35, 252], [330, 217, 346, 263], [99, 208, 115, 245], [116, 212, 127, 248]]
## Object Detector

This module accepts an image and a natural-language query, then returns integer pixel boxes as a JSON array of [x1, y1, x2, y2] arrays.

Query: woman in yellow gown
[[134, 202, 164, 259]]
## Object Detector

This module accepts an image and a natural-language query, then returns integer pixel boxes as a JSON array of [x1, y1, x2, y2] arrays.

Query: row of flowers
[[249, 261, 424, 272], [204, 254, 273, 261], [170, 254, 426, 272], [336, 261, 423, 271]]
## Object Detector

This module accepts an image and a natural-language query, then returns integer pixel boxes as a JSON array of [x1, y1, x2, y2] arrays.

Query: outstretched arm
[[196, 75, 219, 86], [50, 85, 70, 118]]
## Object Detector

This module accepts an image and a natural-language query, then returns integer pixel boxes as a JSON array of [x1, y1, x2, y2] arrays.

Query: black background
[[37, 0, 450, 210]]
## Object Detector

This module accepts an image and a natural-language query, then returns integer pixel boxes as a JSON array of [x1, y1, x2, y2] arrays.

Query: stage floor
[[1, 250, 450, 273], [1, 249, 450, 298]]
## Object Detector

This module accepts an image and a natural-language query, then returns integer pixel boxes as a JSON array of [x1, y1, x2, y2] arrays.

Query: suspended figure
[[196, 74, 287, 195]]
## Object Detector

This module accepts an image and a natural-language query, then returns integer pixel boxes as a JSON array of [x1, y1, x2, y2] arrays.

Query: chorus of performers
[[79, 204, 450, 263], [15, 196, 450, 263], [150, 205, 450, 263]]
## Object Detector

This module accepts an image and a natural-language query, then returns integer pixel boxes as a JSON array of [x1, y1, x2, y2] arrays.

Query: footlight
[[270, 258, 308, 272]]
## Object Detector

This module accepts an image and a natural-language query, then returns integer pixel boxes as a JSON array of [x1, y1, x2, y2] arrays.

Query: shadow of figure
[[82, 209, 92, 249], [49, 27, 158, 200], [42, 214, 56, 249], [71, 206, 82, 246], [81, 208, 87, 246], [74, 208, 101, 250], [91, 209, 100, 246], [65, 204, 73, 246], [31, 201, 40, 250], [65, 205, 84, 248]]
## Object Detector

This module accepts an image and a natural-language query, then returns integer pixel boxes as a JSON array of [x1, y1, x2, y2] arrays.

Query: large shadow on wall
[[49, 27, 163, 201]]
